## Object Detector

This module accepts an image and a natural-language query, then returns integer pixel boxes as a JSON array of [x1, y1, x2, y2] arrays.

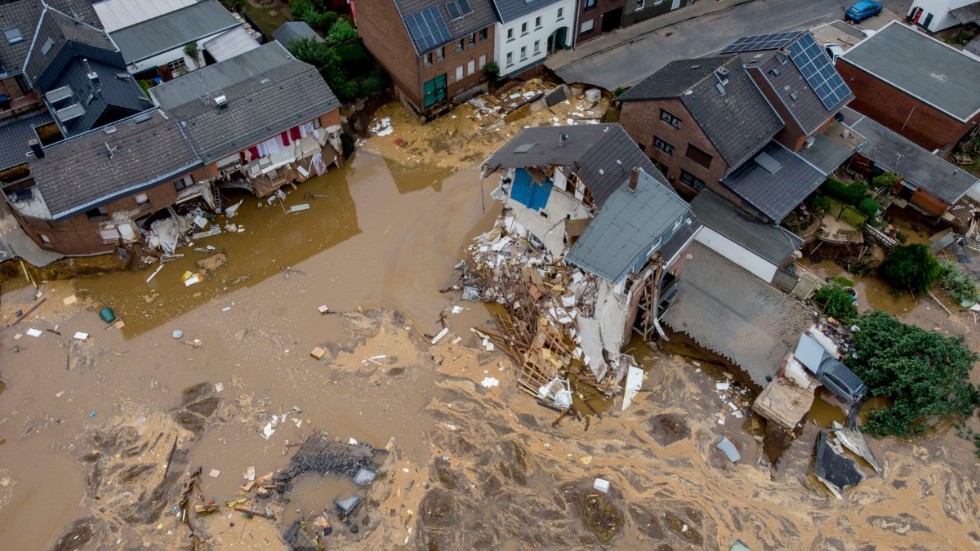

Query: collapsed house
[[469, 124, 696, 393]]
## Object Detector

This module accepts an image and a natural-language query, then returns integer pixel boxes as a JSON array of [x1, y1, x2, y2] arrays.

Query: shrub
[[937, 260, 980, 304], [857, 197, 880, 218], [358, 72, 386, 98], [483, 61, 500, 83], [851, 311, 979, 438], [879, 244, 940, 294], [613, 86, 626, 97], [823, 178, 868, 205], [871, 172, 901, 190], [335, 43, 371, 76], [327, 19, 358, 45], [812, 283, 858, 322], [808, 193, 831, 214]]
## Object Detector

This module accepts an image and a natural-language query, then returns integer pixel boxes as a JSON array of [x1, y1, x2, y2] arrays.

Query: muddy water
[[72, 154, 497, 338]]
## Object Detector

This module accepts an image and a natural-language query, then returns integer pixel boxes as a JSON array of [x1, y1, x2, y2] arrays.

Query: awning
[[204, 27, 260, 63]]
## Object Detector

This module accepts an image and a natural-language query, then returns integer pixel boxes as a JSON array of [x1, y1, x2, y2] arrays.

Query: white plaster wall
[[494, 0, 575, 76], [693, 226, 778, 282], [575, 316, 607, 381], [967, 180, 980, 203], [909, 0, 974, 32]]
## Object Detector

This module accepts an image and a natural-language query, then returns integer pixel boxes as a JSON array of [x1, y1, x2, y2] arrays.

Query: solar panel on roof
[[719, 31, 802, 54], [404, 6, 452, 53], [787, 33, 851, 109]]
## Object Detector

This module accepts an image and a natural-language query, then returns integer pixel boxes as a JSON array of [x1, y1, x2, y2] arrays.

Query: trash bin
[[99, 307, 116, 323]]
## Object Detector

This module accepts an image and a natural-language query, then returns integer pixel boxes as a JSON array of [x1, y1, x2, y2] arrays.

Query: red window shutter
[[281, 131, 290, 146], [290, 126, 302, 140], [249, 146, 259, 159]]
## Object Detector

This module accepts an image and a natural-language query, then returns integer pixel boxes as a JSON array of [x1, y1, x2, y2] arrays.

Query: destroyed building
[[475, 124, 696, 386]]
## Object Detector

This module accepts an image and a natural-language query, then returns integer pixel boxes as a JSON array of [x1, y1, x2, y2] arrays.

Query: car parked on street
[[845, 1, 883, 23]]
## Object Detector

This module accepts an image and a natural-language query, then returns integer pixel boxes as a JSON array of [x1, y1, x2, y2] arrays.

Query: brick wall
[[575, 0, 627, 44], [16, 166, 208, 256], [355, 0, 425, 108], [355, 0, 492, 117], [622, 0, 693, 27], [621, 98, 731, 200], [837, 60, 977, 151]]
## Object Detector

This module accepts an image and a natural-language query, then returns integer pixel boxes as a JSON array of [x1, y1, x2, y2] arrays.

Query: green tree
[[850, 311, 979, 437], [483, 61, 500, 83], [857, 197, 879, 218], [879, 244, 940, 294], [812, 283, 858, 322], [937, 260, 980, 304], [335, 42, 370, 76], [871, 172, 901, 190]]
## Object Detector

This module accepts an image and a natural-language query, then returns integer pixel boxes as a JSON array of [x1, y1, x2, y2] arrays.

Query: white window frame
[[580, 19, 594, 33], [506, 52, 513, 67], [455, 65, 464, 81], [557, 7, 564, 20]]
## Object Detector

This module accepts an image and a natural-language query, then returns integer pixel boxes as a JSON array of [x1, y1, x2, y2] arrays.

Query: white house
[[907, 0, 980, 32], [491, 0, 575, 76]]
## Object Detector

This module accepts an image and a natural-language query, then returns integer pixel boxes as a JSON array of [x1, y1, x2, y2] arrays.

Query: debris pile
[[812, 425, 880, 499], [455, 214, 634, 410]]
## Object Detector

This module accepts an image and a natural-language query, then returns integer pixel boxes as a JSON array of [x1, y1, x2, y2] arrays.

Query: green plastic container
[[99, 307, 116, 324]]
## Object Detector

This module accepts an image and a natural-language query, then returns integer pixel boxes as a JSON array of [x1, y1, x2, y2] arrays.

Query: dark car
[[845, 1, 883, 23], [817, 356, 867, 405]]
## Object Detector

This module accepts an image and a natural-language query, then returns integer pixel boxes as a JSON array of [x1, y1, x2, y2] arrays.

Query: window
[[479, 54, 486, 69], [520, 46, 527, 60], [653, 136, 674, 155], [533, 40, 541, 55], [174, 175, 193, 191], [425, 52, 434, 66], [135, 193, 149, 205], [535, 16, 542, 29], [557, 7, 564, 20], [480, 27, 488, 41], [467, 59, 475, 75], [580, 19, 594, 33], [456, 38, 464, 52], [680, 170, 704, 191], [40, 234, 51, 245], [168, 57, 187, 74], [436, 47, 445, 61], [660, 109, 681, 128], [40, 37, 53, 56], [468, 33, 476, 47], [685, 144, 713, 169], [584, 0, 596, 10], [507, 28, 514, 41], [85, 206, 109, 219], [455, 65, 464, 81], [521, 22, 528, 35], [636, 0, 645, 9], [4, 27, 23, 45], [506, 52, 513, 67]]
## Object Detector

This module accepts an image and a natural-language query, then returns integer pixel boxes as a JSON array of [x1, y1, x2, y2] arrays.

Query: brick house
[[576, 0, 695, 44], [9, 109, 206, 256], [354, 0, 496, 120], [837, 22, 980, 152], [620, 31, 858, 223]]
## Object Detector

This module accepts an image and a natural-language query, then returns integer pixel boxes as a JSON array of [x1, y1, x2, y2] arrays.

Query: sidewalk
[[546, 0, 760, 72]]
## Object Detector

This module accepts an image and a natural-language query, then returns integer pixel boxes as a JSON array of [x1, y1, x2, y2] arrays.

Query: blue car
[[845, 1, 883, 23]]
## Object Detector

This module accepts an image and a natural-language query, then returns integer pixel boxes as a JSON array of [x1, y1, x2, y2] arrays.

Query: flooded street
[[1, 143, 978, 550]]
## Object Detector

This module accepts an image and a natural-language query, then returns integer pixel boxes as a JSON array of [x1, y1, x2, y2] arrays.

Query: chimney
[[28, 139, 44, 159], [629, 167, 640, 191]]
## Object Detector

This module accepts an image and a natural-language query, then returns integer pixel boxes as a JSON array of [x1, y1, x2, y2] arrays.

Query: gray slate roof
[[0, 0, 103, 78], [851, 115, 979, 204], [150, 42, 340, 163], [395, 0, 496, 55], [49, 57, 148, 135], [565, 169, 690, 282], [690, 189, 802, 267], [950, 2, 980, 25], [840, 22, 980, 122], [272, 21, 323, 48], [484, 124, 669, 208], [110, 0, 239, 64], [0, 110, 51, 170], [662, 241, 812, 386], [722, 141, 825, 222], [28, 109, 201, 220], [492, 0, 564, 23], [743, 51, 853, 136], [620, 56, 783, 169]]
